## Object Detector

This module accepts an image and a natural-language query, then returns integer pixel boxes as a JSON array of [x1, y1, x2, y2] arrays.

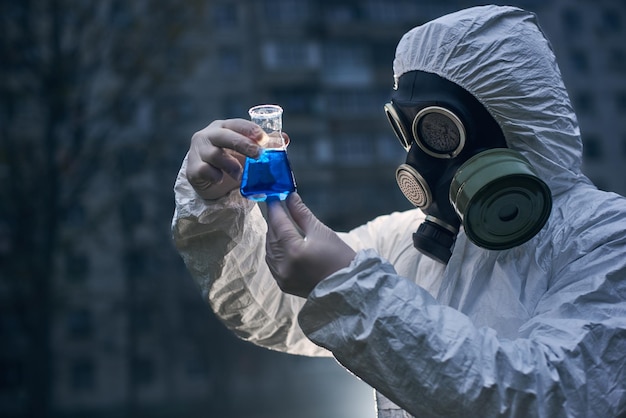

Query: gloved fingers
[[265, 199, 303, 291], [192, 120, 260, 164], [186, 119, 265, 199], [195, 145, 243, 182], [285, 192, 319, 236], [187, 142, 241, 200], [216, 119, 265, 158], [282, 132, 291, 147], [265, 194, 358, 298], [187, 154, 225, 188], [266, 198, 306, 244]]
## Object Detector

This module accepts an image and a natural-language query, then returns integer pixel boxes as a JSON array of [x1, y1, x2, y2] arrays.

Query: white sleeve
[[171, 154, 328, 356], [298, 246, 626, 417]]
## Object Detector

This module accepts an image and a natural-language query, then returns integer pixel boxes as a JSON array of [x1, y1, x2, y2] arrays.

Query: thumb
[[266, 198, 304, 243], [285, 193, 320, 236]]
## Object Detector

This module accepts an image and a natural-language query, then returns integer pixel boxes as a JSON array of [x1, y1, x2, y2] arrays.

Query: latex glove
[[186, 119, 264, 200], [266, 193, 357, 298]]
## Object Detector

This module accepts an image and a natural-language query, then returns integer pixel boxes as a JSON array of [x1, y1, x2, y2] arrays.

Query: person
[[172, 5, 626, 418]]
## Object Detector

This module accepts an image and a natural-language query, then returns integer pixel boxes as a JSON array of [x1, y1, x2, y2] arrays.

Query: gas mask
[[384, 71, 552, 263]]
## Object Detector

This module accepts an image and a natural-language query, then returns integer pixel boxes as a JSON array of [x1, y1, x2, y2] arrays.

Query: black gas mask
[[384, 71, 552, 263]]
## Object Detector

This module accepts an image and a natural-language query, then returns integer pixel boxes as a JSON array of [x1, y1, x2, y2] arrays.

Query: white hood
[[393, 5, 588, 196]]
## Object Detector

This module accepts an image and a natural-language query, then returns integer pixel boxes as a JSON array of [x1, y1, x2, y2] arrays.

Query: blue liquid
[[240, 149, 296, 201]]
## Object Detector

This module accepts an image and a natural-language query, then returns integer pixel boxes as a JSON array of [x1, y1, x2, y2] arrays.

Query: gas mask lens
[[413, 107, 465, 158], [384, 102, 412, 151], [384, 103, 466, 158]]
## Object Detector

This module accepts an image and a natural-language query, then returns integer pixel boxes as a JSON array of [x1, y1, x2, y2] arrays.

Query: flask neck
[[260, 131, 286, 149]]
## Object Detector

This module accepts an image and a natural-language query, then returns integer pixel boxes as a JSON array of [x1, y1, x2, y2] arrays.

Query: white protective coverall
[[172, 5, 626, 418]]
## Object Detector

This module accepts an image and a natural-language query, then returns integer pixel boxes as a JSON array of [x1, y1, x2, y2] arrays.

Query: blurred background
[[1, 0, 625, 417]]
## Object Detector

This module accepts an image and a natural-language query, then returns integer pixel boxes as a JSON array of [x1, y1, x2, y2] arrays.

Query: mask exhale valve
[[412, 216, 458, 264]]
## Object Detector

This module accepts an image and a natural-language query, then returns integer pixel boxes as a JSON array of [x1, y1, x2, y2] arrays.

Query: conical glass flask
[[240, 105, 296, 201]]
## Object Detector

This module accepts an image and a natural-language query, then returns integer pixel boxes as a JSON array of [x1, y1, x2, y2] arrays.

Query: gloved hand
[[266, 193, 357, 298], [186, 119, 264, 200]]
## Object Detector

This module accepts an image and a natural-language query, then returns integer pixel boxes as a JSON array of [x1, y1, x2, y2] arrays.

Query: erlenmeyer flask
[[240, 105, 296, 201]]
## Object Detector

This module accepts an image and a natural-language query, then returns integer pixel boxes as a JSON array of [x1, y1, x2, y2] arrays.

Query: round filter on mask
[[450, 149, 552, 250], [396, 164, 432, 208]]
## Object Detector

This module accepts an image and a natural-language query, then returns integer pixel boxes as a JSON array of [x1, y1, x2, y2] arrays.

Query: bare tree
[[0, 1, 205, 416]]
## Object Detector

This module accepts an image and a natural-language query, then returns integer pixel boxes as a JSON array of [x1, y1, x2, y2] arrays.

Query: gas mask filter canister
[[385, 71, 552, 263], [450, 148, 552, 251]]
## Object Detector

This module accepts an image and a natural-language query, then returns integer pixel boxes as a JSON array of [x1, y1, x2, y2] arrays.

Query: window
[[561, 8, 582, 34], [134, 304, 154, 332], [324, 4, 356, 24], [217, 48, 242, 75], [65, 252, 89, 282], [67, 308, 93, 340], [582, 135, 603, 160], [110, 2, 132, 29], [221, 97, 246, 118], [569, 49, 590, 73], [262, 41, 320, 70], [284, 136, 310, 166], [213, 3, 238, 29], [124, 249, 146, 277], [120, 194, 144, 226], [616, 91, 626, 113], [71, 358, 95, 391], [0, 359, 23, 391], [133, 356, 155, 386], [64, 202, 86, 228], [0, 310, 21, 340], [185, 350, 210, 379], [335, 134, 373, 165], [363, 0, 420, 23], [322, 44, 372, 86], [326, 91, 383, 115], [376, 136, 407, 164], [272, 88, 316, 115], [314, 139, 333, 163], [261, 0, 311, 24], [116, 145, 146, 176], [608, 49, 626, 74], [0, 221, 8, 257], [572, 91, 595, 115], [600, 8, 622, 33]]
